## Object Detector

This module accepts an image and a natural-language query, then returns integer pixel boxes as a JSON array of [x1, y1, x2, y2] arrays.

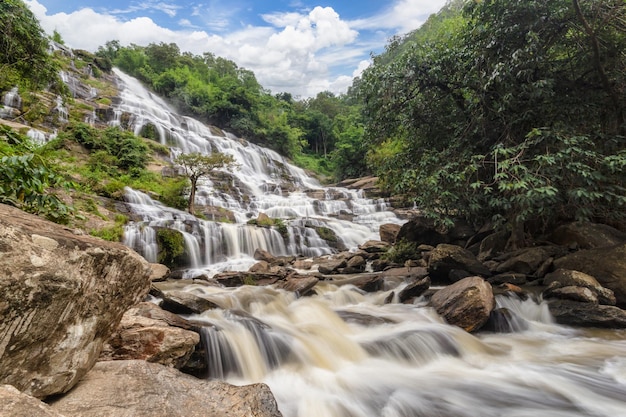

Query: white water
[[105, 69, 626, 416], [181, 283, 626, 417], [112, 68, 403, 275]]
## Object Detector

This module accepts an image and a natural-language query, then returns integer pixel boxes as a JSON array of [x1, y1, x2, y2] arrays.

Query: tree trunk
[[188, 177, 197, 215]]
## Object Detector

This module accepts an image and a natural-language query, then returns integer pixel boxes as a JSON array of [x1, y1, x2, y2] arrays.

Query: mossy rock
[[156, 228, 187, 268]]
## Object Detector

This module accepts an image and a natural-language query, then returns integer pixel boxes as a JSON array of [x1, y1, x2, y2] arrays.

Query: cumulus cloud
[[350, 0, 445, 34], [25, 0, 445, 97]]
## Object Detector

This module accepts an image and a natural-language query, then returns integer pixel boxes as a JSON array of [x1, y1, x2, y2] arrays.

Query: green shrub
[[382, 239, 419, 264]]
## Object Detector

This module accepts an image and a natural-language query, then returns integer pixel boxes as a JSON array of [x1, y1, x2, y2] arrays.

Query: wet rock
[[343, 255, 366, 274], [317, 258, 347, 274], [553, 243, 626, 308], [213, 272, 282, 287], [0, 385, 64, 417], [100, 303, 200, 368], [380, 266, 429, 281], [428, 244, 491, 284], [0, 204, 151, 398], [49, 360, 283, 417], [358, 240, 390, 253], [254, 248, 276, 263], [547, 300, 626, 328], [429, 276, 495, 332], [482, 308, 528, 333], [336, 311, 395, 326], [379, 223, 401, 244], [371, 258, 391, 272], [148, 263, 170, 282], [494, 246, 565, 276], [544, 285, 599, 304], [487, 272, 527, 286], [548, 222, 626, 249], [543, 269, 616, 305], [398, 276, 431, 303], [396, 215, 449, 247], [154, 289, 220, 314], [277, 275, 319, 296]]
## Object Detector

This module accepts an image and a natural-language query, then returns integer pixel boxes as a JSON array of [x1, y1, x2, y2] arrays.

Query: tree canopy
[[358, 0, 626, 245]]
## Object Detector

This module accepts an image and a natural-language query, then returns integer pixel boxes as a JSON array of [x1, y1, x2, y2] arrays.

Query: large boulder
[[0, 204, 151, 398], [543, 269, 616, 305], [0, 385, 65, 417], [494, 246, 564, 276], [548, 222, 626, 249], [429, 276, 495, 332], [396, 215, 449, 247], [49, 360, 283, 417], [379, 223, 401, 244], [100, 303, 200, 368], [547, 300, 626, 328], [553, 243, 626, 308], [428, 244, 491, 284]]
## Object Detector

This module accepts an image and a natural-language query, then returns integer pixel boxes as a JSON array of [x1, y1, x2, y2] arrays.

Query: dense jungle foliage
[[359, 0, 626, 243], [1, 0, 624, 245]]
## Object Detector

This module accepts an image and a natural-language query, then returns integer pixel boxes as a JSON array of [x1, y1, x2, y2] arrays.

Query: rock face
[[0, 204, 151, 398], [428, 244, 491, 283], [0, 385, 65, 417], [543, 269, 616, 305], [429, 276, 495, 332], [49, 360, 283, 417], [100, 302, 200, 368], [548, 300, 626, 328], [553, 243, 626, 308], [548, 222, 626, 249]]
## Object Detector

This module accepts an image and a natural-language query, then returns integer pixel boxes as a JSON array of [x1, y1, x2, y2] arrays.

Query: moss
[[89, 214, 128, 242], [315, 226, 338, 243], [382, 239, 419, 264], [156, 228, 186, 268], [243, 275, 257, 286]]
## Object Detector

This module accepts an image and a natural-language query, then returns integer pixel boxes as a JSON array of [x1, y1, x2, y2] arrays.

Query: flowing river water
[[108, 69, 626, 417]]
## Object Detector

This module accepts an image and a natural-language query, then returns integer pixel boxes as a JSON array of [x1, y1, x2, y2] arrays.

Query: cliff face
[[0, 203, 151, 398]]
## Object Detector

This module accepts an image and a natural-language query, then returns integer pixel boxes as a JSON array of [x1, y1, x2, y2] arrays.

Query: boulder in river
[[429, 276, 495, 332], [428, 244, 491, 284]]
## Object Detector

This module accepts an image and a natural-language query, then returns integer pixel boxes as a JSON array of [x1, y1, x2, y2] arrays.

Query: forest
[[1, 0, 625, 242]]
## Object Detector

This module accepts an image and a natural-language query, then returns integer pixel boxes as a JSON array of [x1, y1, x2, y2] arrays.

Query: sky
[[26, 0, 448, 98]]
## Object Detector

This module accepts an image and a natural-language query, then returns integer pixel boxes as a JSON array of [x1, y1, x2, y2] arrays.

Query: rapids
[[107, 69, 626, 417]]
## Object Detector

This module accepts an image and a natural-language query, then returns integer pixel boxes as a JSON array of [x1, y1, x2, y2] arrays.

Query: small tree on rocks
[[175, 151, 236, 215]]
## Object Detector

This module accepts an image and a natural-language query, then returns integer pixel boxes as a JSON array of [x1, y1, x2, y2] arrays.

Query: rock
[[277, 275, 319, 295], [49, 360, 283, 417], [482, 308, 528, 333], [293, 259, 313, 270], [0, 385, 65, 417], [380, 266, 429, 281], [213, 272, 281, 287], [0, 204, 151, 398], [544, 285, 599, 304], [428, 244, 491, 284], [379, 223, 401, 244], [553, 243, 626, 308], [398, 276, 431, 302], [429, 276, 495, 332], [547, 300, 626, 328], [477, 231, 509, 261], [343, 255, 366, 273], [100, 304, 200, 368], [249, 261, 271, 273], [371, 258, 391, 272], [148, 263, 170, 282], [156, 289, 220, 314], [543, 269, 616, 305], [396, 215, 449, 247], [317, 258, 347, 275], [494, 246, 564, 276], [254, 248, 276, 263], [358, 240, 390, 253], [487, 272, 527, 286], [548, 222, 626, 249]]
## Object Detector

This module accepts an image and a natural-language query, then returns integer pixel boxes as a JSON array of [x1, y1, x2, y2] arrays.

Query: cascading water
[[106, 68, 626, 417], [181, 283, 626, 417], [112, 68, 403, 275]]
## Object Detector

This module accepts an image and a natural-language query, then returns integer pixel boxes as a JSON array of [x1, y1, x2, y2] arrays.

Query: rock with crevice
[[48, 360, 283, 417], [0, 204, 151, 398], [429, 276, 495, 332], [428, 244, 491, 284], [543, 269, 616, 305], [0, 384, 65, 417]]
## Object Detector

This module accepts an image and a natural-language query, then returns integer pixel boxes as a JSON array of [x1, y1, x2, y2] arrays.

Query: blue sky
[[26, 0, 448, 97]]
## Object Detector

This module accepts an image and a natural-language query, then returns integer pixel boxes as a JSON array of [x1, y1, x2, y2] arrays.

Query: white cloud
[[350, 0, 446, 34], [25, 0, 446, 97]]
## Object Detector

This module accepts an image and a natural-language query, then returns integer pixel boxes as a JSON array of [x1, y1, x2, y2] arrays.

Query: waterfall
[[112, 68, 404, 274], [176, 283, 626, 417]]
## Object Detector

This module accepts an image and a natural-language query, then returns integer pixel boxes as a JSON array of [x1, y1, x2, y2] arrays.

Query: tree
[[174, 152, 236, 215], [0, 0, 58, 88]]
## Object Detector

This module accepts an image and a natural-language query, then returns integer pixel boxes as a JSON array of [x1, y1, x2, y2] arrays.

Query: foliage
[[156, 228, 185, 267], [89, 214, 128, 242], [358, 0, 626, 242], [0, 0, 59, 89], [175, 151, 237, 214], [382, 239, 419, 264], [0, 127, 76, 223]]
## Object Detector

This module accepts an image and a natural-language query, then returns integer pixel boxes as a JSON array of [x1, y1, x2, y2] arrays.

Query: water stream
[[108, 69, 626, 416]]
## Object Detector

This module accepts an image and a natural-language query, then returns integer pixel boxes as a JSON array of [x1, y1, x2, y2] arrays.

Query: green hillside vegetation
[[357, 0, 626, 246], [1, 0, 624, 248]]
